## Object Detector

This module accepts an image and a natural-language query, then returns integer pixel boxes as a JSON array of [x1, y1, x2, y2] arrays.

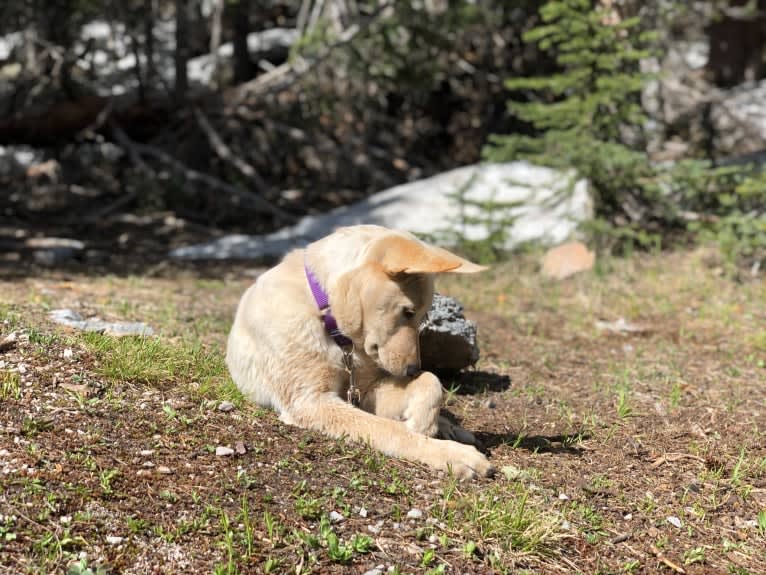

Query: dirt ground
[[1, 248, 765, 574]]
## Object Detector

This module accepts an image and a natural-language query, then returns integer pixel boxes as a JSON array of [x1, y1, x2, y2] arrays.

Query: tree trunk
[[232, 0, 253, 83], [174, 0, 190, 105], [144, 0, 156, 86], [209, 0, 225, 87]]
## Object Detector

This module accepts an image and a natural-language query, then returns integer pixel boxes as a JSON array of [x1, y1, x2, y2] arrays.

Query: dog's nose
[[405, 364, 421, 378]]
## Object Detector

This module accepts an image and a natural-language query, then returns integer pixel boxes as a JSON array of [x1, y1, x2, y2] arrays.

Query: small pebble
[[329, 511, 345, 523], [234, 441, 247, 455], [368, 521, 384, 534], [558, 493, 569, 500], [106, 536, 123, 545], [216, 446, 235, 457], [359, 507, 368, 518], [363, 569, 383, 575], [139, 450, 154, 457], [406, 508, 423, 519], [218, 401, 235, 413], [157, 466, 172, 475], [667, 516, 682, 528]]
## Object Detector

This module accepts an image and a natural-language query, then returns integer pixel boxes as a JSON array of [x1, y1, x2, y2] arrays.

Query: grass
[[0, 370, 21, 400]]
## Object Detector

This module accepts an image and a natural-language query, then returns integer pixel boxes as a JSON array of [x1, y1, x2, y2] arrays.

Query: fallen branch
[[649, 544, 686, 574], [229, 1, 393, 106], [109, 120, 295, 222], [650, 453, 706, 469], [192, 106, 273, 197]]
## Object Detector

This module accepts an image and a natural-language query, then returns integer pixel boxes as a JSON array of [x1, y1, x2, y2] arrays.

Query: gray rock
[[328, 511, 345, 523], [420, 295, 479, 373], [170, 162, 591, 260], [217, 401, 235, 412], [710, 80, 766, 156], [49, 309, 154, 337], [26, 237, 85, 266], [406, 508, 423, 520]]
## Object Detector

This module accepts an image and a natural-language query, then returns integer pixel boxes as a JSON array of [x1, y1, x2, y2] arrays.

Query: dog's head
[[333, 233, 485, 378]]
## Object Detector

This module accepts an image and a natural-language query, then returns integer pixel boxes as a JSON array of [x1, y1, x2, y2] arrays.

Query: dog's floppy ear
[[332, 269, 364, 336], [368, 234, 487, 275]]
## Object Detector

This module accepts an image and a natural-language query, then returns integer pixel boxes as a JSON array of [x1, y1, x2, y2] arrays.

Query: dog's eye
[[402, 308, 416, 320]]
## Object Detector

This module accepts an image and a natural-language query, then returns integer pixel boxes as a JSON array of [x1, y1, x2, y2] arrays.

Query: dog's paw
[[439, 441, 494, 480], [438, 415, 478, 445]]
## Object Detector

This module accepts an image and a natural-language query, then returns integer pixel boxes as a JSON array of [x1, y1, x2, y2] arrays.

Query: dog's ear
[[368, 234, 487, 275], [332, 269, 364, 336]]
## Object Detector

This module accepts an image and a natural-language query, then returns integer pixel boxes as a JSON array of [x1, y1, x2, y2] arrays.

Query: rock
[[667, 516, 682, 528], [595, 318, 649, 335], [367, 520, 384, 535], [710, 80, 766, 156], [26, 237, 85, 266], [419, 294, 479, 373], [362, 569, 383, 575], [541, 241, 595, 280], [0, 332, 17, 353], [49, 309, 154, 337], [217, 401, 235, 412], [328, 511, 345, 523], [188, 28, 299, 86], [170, 162, 591, 260], [105, 535, 123, 545], [406, 508, 423, 520], [234, 441, 246, 455], [215, 446, 235, 457], [359, 507, 368, 518]]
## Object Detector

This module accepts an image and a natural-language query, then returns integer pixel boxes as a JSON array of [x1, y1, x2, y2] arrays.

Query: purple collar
[[305, 262, 353, 348]]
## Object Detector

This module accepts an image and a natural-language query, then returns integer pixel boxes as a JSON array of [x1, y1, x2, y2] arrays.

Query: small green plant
[[0, 370, 20, 400], [0, 515, 17, 547], [683, 546, 706, 565], [67, 558, 108, 575], [262, 557, 280, 574], [615, 384, 633, 419], [99, 468, 119, 496], [263, 510, 282, 546], [294, 494, 323, 520], [421, 547, 436, 567], [462, 540, 478, 558], [126, 516, 148, 535], [757, 510, 766, 535]]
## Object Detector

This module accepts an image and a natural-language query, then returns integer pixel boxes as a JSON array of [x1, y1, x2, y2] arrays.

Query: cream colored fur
[[226, 225, 493, 479]]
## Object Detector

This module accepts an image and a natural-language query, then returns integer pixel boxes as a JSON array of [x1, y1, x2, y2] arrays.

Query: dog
[[226, 225, 493, 479]]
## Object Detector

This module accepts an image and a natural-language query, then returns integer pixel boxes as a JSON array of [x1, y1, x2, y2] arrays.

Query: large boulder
[[170, 162, 591, 260]]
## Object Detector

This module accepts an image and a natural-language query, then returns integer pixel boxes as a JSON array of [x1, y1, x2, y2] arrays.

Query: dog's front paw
[[438, 441, 494, 480]]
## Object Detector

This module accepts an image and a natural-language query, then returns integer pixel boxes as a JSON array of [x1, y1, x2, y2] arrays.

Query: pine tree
[[483, 0, 664, 227]]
